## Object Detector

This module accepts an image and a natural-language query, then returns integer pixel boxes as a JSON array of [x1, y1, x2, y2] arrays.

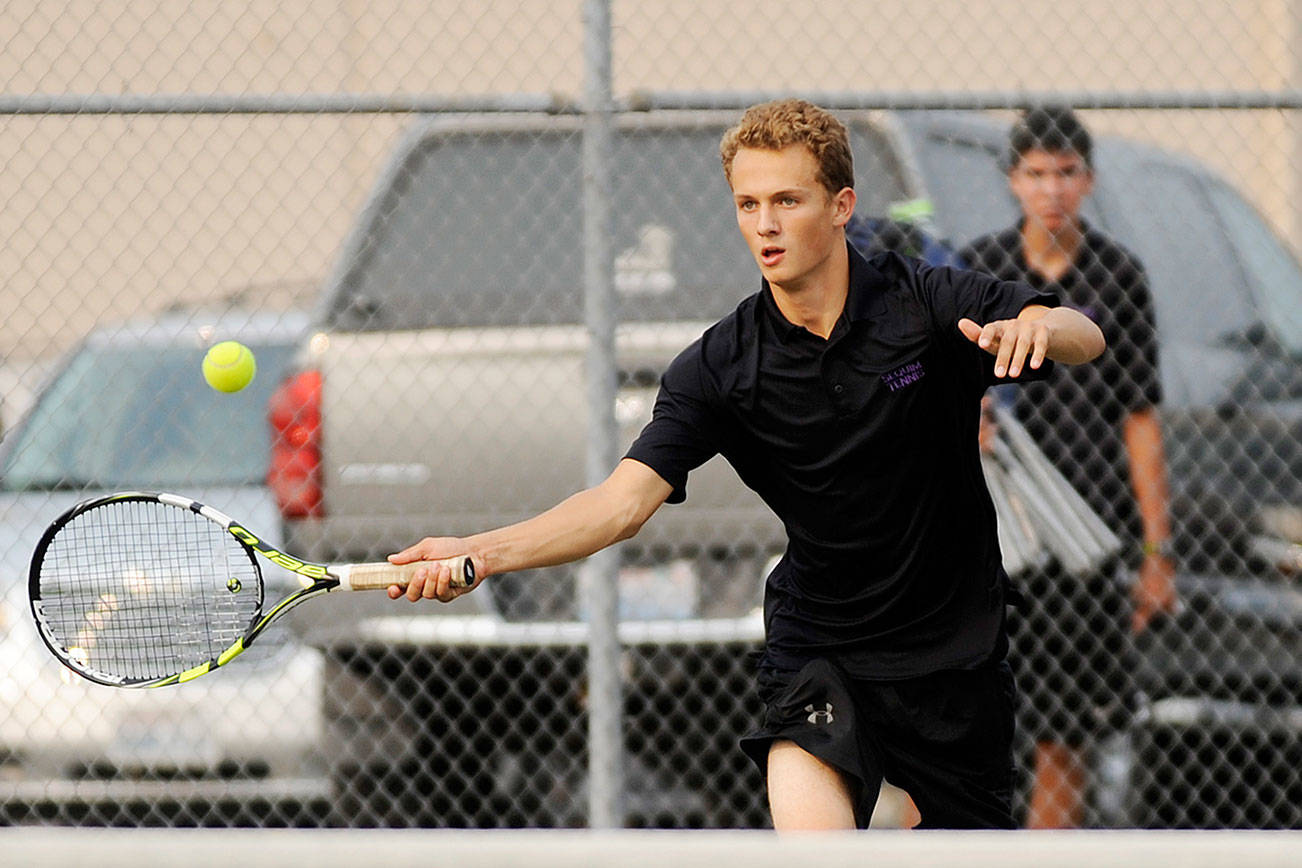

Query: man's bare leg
[[1026, 741, 1086, 828], [766, 739, 857, 830]]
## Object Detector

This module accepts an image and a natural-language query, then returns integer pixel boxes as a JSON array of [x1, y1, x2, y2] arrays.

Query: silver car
[[0, 308, 326, 822]]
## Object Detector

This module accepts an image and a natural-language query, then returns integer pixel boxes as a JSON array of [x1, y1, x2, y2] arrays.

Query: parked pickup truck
[[270, 111, 1302, 828]]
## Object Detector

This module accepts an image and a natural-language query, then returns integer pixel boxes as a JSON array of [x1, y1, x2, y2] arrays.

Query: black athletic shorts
[[1005, 562, 1137, 747], [739, 656, 1017, 829]]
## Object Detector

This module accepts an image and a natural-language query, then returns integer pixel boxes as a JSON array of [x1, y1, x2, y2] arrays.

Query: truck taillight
[[268, 369, 323, 519]]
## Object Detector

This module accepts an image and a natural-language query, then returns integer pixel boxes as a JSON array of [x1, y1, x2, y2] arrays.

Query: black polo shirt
[[960, 222, 1162, 549], [626, 244, 1058, 679]]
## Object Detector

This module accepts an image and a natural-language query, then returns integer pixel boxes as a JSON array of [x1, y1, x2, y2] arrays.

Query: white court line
[[1, 828, 1300, 868]]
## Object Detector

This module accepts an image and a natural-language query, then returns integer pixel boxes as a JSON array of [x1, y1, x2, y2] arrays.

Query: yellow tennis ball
[[202, 340, 257, 393]]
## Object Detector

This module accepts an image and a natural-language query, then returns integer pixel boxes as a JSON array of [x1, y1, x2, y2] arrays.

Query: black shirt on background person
[[961, 221, 1162, 548]]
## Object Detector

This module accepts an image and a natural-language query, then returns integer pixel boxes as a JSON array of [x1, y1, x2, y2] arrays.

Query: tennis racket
[[29, 491, 474, 688]]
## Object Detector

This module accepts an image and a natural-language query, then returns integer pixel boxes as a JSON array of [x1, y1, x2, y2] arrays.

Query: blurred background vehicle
[[269, 110, 1302, 828], [0, 307, 330, 826]]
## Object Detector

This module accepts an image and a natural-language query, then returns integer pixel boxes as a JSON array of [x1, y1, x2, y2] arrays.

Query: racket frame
[[29, 491, 473, 688]]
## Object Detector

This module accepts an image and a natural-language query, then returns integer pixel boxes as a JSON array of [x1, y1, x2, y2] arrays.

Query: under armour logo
[[805, 702, 834, 725]]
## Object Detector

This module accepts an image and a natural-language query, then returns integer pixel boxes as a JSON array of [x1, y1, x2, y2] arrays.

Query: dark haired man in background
[[961, 106, 1177, 827]]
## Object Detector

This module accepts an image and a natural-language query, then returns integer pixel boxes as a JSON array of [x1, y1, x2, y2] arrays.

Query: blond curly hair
[[719, 99, 855, 196]]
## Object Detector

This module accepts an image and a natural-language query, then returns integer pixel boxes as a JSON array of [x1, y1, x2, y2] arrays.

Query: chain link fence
[[0, 0, 1299, 831]]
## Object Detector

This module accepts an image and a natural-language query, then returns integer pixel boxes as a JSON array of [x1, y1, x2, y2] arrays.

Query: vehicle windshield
[[0, 341, 294, 491], [1203, 180, 1302, 357]]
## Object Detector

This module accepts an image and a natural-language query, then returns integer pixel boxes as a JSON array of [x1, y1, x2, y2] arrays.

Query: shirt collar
[[1013, 216, 1097, 271], [845, 242, 890, 322]]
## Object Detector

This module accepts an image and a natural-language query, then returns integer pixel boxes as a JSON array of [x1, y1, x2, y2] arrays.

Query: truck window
[[914, 134, 1018, 247], [1115, 162, 1257, 354], [1202, 179, 1302, 357], [330, 120, 909, 331]]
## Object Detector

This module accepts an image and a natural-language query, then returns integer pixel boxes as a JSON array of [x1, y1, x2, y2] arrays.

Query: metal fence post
[[581, 0, 623, 830]]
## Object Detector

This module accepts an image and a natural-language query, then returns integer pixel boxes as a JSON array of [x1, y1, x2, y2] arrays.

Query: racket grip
[[338, 556, 475, 591]]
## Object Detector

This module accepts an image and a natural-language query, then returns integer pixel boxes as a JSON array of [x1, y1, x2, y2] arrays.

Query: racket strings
[[34, 499, 261, 682]]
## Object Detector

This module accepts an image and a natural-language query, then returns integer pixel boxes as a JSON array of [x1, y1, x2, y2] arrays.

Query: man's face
[[730, 145, 854, 291], [1008, 148, 1094, 235]]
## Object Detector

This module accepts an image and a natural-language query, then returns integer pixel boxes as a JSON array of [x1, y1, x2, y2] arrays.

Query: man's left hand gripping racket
[[29, 492, 474, 688]]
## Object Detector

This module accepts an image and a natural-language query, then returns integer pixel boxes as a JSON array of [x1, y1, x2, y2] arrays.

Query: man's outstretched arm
[[385, 457, 674, 603]]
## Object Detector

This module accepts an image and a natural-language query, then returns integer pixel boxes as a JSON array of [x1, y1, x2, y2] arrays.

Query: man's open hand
[[958, 316, 1051, 379]]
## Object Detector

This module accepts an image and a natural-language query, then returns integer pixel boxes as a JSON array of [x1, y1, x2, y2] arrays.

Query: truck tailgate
[[308, 324, 782, 561]]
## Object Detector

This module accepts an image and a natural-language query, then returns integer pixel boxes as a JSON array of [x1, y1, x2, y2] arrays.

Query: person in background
[[960, 106, 1177, 828]]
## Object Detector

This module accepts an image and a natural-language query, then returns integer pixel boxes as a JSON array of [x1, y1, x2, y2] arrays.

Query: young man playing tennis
[[388, 99, 1104, 830]]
